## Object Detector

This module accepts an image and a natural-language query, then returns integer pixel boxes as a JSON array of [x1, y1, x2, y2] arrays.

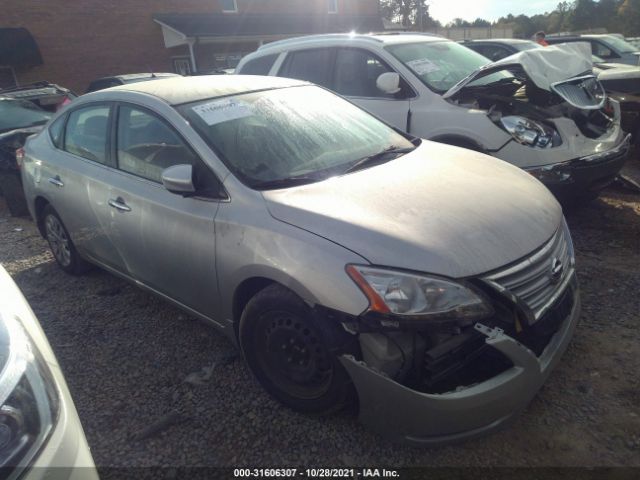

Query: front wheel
[[43, 205, 90, 275], [239, 284, 356, 414]]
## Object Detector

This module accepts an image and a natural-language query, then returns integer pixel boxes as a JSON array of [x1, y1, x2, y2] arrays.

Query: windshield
[[0, 98, 52, 133], [386, 41, 508, 93], [178, 86, 414, 189], [602, 35, 639, 54]]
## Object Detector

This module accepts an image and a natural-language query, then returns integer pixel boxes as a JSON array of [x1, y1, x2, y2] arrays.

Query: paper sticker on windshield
[[192, 98, 252, 125], [406, 58, 440, 75]]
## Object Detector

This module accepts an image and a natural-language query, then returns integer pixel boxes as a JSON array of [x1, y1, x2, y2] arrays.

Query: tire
[[0, 173, 29, 217], [239, 284, 357, 414], [42, 205, 90, 275]]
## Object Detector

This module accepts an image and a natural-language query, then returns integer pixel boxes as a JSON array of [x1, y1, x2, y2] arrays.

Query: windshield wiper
[[343, 145, 416, 174], [250, 175, 320, 190]]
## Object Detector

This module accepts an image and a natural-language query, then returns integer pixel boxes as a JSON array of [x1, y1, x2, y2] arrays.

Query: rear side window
[[116, 105, 198, 183], [280, 48, 334, 87], [240, 54, 279, 75], [64, 105, 111, 165], [48, 115, 65, 148]]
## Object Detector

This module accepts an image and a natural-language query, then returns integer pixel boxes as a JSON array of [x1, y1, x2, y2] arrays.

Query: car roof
[[103, 75, 308, 105], [256, 32, 449, 53]]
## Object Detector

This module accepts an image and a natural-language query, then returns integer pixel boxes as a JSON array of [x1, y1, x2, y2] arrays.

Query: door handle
[[108, 198, 131, 212], [48, 176, 64, 187]]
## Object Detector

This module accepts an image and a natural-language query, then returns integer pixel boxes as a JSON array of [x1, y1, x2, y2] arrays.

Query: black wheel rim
[[254, 310, 333, 400]]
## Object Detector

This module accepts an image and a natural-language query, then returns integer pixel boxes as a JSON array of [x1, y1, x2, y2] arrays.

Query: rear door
[[45, 102, 126, 269], [104, 103, 221, 318]]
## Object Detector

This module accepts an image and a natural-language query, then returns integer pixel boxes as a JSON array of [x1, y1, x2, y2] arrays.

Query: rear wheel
[[239, 284, 356, 414], [43, 205, 90, 275]]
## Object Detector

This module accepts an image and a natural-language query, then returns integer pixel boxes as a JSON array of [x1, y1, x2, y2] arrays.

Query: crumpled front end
[[339, 221, 581, 445], [445, 43, 629, 196]]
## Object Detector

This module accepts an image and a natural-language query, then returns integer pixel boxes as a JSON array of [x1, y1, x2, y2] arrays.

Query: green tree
[[471, 18, 492, 27], [618, 0, 640, 35], [566, 0, 598, 30]]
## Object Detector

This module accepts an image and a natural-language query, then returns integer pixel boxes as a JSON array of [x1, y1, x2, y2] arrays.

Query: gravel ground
[[0, 158, 639, 472]]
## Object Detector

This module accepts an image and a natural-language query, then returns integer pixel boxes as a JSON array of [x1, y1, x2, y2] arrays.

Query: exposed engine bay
[[448, 70, 615, 142], [342, 279, 575, 396]]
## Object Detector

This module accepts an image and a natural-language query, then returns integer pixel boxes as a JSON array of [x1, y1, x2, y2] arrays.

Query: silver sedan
[[20, 75, 580, 445]]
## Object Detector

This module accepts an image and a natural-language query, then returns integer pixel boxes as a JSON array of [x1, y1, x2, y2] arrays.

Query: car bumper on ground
[[340, 278, 581, 446], [526, 133, 631, 201]]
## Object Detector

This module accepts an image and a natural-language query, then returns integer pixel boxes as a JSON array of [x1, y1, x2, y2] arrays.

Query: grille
[[483, 220, 574, 319], [551, 75, 606, 110]]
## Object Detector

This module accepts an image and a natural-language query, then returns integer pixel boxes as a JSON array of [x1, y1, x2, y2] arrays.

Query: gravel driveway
[[1, 161, 639, 472]]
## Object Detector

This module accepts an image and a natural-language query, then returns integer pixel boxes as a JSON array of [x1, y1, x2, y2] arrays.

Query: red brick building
[[1, 0, 382, 92]]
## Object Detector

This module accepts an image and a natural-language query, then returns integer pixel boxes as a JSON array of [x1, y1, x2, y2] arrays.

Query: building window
[[328, 0, 338, 14], [173, 57, 192, 76], [221, 0, 238, 12]]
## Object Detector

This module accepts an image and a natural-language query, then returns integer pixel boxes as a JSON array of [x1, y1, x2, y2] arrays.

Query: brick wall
[[2, 0, 379, 93]]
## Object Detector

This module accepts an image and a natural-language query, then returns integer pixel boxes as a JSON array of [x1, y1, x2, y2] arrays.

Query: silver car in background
[[20, 76, 580, 445], [0, 265, 97, 479]]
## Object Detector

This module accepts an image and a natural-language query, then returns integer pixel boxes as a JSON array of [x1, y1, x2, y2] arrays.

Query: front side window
[[280, 49, 334, 88], [116, 105, 198, 183], [178, 86, 414, 189], [386, 41, 497, 93], [221, 0, 237, 12], [333, 49, 397, 98], [591, 40, 615, 58], [64, 105, 111, 165]]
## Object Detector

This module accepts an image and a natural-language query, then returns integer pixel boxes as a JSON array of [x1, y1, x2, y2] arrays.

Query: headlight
[[0, 313, 58, 474], [500, 115, 561, 148], [346, 265, 493, 323]]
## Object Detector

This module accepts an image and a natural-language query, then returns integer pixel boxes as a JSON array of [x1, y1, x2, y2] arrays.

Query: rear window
[[240, 54, 279, 75]]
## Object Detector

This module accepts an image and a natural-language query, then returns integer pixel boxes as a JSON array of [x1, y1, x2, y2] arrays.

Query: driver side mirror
[[376, 72, 401, 95], [161, 164, 196, 195]]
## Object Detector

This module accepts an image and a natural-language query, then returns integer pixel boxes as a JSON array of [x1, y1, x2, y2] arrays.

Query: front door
[[332, 48, 413, 133], [105, 103, 221, 318]]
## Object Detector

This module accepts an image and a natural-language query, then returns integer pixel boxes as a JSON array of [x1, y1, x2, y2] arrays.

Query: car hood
[[597, 65, 640, 81], [444, 42, 593, 98], [262, 142, 562, 278]]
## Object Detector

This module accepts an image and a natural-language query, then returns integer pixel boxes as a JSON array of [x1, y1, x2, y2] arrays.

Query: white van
[[237, 34, 630, 202]]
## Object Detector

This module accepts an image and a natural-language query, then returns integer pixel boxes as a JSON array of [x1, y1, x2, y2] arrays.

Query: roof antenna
[[148, 66, 156, 78]]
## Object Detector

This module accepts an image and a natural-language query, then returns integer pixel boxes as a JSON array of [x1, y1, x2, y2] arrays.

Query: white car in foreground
[[0, 266, 97, 479]]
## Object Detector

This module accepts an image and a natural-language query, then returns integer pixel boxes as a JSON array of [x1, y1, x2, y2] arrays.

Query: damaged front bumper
[[524, 133, 631, 201], [340, 283, 581, 446]]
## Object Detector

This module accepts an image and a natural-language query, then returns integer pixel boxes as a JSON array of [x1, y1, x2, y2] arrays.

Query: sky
[[429, 0, 562, 25]]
